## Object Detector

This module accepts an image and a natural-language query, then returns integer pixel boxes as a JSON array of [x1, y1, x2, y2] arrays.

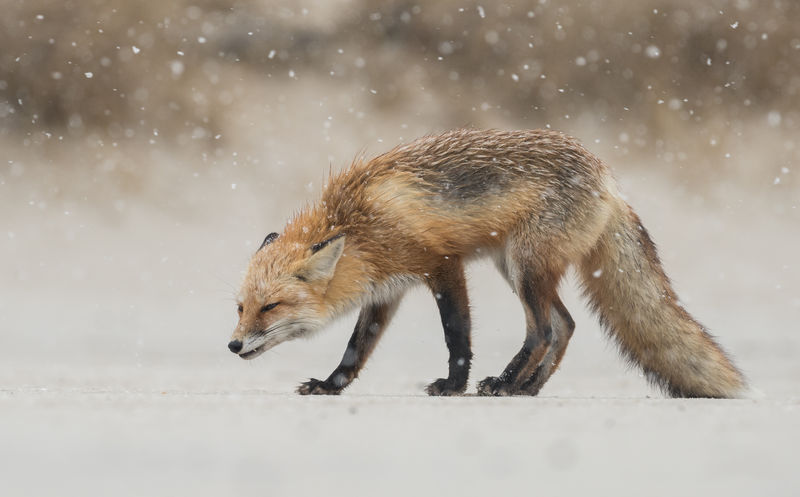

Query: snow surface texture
[[2, 1, 800, 495]]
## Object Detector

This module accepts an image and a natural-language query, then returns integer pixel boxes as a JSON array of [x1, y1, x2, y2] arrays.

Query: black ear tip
[[310, 233, 345, 254], [259, 232, 280, 250]]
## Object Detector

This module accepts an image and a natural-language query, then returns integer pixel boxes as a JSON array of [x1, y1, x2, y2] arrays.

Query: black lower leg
[[477, 330, 551, 395], [426, 259, 472, 396], [519, 297, 575, 395], [478, 273, 554, 396], [297, 300, 399, 395]]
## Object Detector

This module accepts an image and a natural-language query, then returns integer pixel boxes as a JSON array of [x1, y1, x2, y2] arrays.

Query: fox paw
[[476, 376, 516, 396], [425, 378, 467, 396], [296, 378, 342, 395]]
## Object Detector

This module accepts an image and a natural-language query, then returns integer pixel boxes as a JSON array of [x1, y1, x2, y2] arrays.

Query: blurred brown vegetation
[[1, 0, 799, 155]]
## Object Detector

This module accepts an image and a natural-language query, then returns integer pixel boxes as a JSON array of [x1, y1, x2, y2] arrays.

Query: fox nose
[[228, 340, 243, 354]]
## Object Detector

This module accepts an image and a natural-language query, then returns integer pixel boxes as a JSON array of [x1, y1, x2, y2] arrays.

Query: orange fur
[[229, 129, 746, 398]]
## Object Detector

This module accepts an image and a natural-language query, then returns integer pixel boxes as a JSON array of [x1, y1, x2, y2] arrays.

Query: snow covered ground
[[3, 390, 798, 496]]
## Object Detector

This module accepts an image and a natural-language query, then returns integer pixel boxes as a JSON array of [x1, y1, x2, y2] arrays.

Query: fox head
[[228, 232, 346, 360]]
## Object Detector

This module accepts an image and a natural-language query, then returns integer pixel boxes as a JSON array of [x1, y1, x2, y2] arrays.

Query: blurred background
[[1, 1, 799, 495]]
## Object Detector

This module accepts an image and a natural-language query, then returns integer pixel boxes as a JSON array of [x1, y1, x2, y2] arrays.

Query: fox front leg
[[297, 299, 400, 395], [425, 258, 473, 396]]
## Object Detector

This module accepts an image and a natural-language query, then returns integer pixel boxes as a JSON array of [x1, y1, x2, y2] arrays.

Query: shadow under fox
[[228, 128, 746, 398]]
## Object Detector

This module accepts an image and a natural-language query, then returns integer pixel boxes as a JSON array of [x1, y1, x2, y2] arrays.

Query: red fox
[[228, 128, 746, 398]]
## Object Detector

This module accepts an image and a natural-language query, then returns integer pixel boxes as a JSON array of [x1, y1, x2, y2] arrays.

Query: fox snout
[[228, 326, 271, 360]]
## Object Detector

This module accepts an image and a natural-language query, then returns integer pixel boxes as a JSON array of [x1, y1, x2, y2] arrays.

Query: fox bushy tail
[[579, 200, 745, 398]]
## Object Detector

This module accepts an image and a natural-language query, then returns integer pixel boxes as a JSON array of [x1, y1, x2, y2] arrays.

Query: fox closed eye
[[237, 302, 279, 313], [261, 302, 280, 313]]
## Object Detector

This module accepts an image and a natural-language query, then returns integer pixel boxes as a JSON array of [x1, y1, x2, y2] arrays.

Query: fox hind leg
[[479, 250, 564, 396], [518, 296, 575, 395], [297, 298, 401, 395], [425, 257, 473, 396]]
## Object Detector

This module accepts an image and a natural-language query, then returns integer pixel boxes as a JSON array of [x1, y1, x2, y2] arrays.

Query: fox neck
[[319, 247, 375, 319]]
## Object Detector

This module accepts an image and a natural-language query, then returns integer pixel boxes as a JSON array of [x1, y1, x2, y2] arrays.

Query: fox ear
[[296, 234, 345, 282], [258, 232, 279, 251]]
